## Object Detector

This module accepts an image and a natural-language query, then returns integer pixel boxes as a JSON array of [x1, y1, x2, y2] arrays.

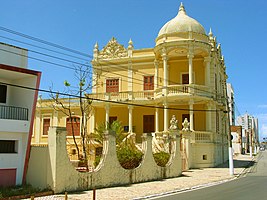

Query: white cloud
[[254, 114, 267, 140], [258, 105, 267, 108]]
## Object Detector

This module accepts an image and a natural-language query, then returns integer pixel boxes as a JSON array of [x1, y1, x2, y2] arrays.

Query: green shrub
[[94, 155, 101, 167], [0, 184, 48, 198], [117, 146, 143, 169], [153, 152, 171, 167]]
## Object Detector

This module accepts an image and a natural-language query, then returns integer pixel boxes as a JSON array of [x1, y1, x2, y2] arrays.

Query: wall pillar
[[53, 111, 58, 126], [35, 111, 41, 144]]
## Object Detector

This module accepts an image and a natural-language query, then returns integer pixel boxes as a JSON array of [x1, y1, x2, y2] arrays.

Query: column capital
[[105, 104, 110, 110], [154, 59, 159, 66], [187, 52, 194, 59], [163, 102, 168, 107], [204, 56, 211, 63], [128, 105, 133, 110], [189, 99, 194, 105], [161, 48, 168, 60]]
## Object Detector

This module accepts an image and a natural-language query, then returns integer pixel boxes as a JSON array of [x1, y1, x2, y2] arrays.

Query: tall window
[[42, 118, 50, 135], [66, 117, 80, 136], [182, 74, 189, 93], [182, 74, 189, 84], [106, 79, 119, 93], [109, 116, 117, 124], [0, 85, 7, 103], [144, 76, 154, 90]]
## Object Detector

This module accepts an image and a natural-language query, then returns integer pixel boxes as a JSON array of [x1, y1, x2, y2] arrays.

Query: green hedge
[[117, 146, 143, 169], [153, 152, 170, 167]]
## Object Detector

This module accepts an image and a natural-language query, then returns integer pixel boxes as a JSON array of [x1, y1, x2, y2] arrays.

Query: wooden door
[[182, 74, 189, 93], [143, 115, 155, 133]]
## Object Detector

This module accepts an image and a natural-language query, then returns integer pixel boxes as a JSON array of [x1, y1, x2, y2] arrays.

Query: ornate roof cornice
[[98, 37, 127, 59]]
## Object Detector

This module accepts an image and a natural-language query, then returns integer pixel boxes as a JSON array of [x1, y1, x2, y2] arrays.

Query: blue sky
[[1, 0, 267, 139]]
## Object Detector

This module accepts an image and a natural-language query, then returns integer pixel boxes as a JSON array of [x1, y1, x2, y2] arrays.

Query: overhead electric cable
[[0, 81, 224, 113]]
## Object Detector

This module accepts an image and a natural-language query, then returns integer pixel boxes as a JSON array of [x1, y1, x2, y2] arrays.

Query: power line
[[0, 27, 222, 99], [0, 81, 224, 113], [0, 26, 89, 58], [0, 26, 228, 103], [0, 46, 223, 101], [0, 35, 89, 62]]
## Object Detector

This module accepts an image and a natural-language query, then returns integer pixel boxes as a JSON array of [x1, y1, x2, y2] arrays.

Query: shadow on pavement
[[216, 159, 256, 169]]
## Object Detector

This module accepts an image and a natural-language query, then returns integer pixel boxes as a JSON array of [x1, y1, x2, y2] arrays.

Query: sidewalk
[[27, 154, 255, 200]]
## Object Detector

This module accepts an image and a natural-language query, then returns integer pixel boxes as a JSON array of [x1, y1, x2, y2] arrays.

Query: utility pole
[[249, 129, 253, 158], [224, 81, 234, 176]]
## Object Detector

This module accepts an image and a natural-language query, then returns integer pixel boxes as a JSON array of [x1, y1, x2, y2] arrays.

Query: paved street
[[25, 153, 256, 200], [152, 151, 266, 200]]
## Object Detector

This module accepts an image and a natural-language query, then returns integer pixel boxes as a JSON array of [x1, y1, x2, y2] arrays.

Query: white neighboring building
[[227, 83, 235, 125], [0, 42, 41, 186], [236, 113, 259, 153]]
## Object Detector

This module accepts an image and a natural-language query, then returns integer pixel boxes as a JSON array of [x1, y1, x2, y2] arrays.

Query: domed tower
[[154, 3, 211, 92], [153, 3, 228, 166]]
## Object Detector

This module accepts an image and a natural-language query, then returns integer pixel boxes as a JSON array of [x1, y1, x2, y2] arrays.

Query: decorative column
[[155, 107, 159, 132], [128, 39, 133, 100], [206, 102, 212, 132], [128, 61, 133, 100], [154, 59, 159, 89], [92, 43, 99, 94], [128, 105, 133, 133], [163, 102, 169, 132], [162, 48, 168, 96], [204, 56, 211, 88], [188, 50, 194, 85], [90, 109, 95, 133], [189, 100, 194, 131], [105, 104, 110, 129]]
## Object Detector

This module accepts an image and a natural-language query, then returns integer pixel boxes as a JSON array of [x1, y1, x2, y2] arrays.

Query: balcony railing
[[88, 84, 214, 102], [0, 105, 28, 121], [191, 131, 214, 143]]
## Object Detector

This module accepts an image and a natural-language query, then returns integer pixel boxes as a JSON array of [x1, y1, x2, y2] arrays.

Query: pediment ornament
[[98, 37, 127, 59]]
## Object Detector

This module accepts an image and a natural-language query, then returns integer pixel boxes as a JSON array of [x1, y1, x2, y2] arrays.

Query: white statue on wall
[[169, 115, 178, 130], [182, 118, 190, 131]]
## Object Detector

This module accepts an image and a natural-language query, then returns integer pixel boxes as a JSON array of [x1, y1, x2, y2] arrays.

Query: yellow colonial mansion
[[32, 3, 229, 168]]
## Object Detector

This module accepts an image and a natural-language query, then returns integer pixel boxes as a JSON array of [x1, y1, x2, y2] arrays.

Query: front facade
[[32, 3, 229, 168], [88, 3, 229, 168], [0, 43, 41, 186]]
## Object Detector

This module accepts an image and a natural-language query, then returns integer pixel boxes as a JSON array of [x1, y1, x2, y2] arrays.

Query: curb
[[133, 178, 234, 200], [135, 155, 257, 200]]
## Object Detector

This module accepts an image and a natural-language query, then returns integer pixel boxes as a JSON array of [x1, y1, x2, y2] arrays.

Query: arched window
[[66, 117, 80, 136]]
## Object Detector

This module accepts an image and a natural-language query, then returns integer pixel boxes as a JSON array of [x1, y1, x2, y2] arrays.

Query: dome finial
[[209, 28, 213, 37], [179, 2, 186, 15]]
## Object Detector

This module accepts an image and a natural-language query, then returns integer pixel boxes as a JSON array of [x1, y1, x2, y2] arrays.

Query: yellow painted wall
[[169, 60, 188, 85]]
